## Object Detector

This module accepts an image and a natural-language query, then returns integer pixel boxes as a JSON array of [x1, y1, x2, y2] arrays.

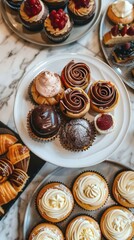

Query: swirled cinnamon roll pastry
[[61, 60, 90, 89], [60, 87, 90, 118], [88, 80, 120, 113]]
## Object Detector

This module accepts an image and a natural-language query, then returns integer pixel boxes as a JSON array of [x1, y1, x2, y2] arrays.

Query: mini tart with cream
[[112, 171, 134, 208], [43, 0, 68, 10], [107, 0, 134, 24], [94, 113, 115, 134], [65, 215, 101, 240], [28, 223, 64, 240], [19, 0, 49, 31], [60, 88, 90, 118], [36, 182, 74, 222], [100, 206, 134, 240], [5, 0, 23, 10], [67, 0, 96, 25], [72, 171, 109, 210], [88, 80, 120, 113], [61, 60, 90, 89], [44, 8, 73, 43], [30, 71, 64, 105]]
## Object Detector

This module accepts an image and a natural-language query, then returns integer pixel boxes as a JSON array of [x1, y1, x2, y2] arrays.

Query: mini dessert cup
[[36, 182, 74, 222], [94, 113, 115, 134], [72, 171, 109, 210]]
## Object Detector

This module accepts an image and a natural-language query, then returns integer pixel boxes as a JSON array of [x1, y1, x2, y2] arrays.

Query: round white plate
[[14, 53, 131, 168], [1, 0, 101, 47]]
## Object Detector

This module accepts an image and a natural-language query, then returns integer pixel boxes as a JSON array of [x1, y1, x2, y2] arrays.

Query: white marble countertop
[[0, 0, 134, 239]]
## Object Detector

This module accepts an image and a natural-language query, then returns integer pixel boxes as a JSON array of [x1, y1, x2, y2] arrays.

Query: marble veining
[[0, 0, 134, 239]]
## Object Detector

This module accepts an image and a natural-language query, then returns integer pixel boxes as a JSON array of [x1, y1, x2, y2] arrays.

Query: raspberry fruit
[[49, 9, 68, 30], [96, 114, 113, 130]]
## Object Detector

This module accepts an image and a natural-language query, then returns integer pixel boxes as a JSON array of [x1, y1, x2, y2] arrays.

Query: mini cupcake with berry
[[43, 0, 68, 10], [19, 0, 49, 31], [68, 0, 96, 25], [44, 8, 73, 43]]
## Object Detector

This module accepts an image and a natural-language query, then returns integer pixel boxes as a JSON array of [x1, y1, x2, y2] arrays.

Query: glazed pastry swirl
[[68, 0, 95, 16], [62, 60, 90, 88], [90, 81, 117, 109], [104, 209, 134, 240], [32, 228, 61, 240], [39, 186, 73, 219], [60, 88, 89, 114], [68, 218, 101, 240], [76, 175, 107, 206], [117, 171, 134, 204]]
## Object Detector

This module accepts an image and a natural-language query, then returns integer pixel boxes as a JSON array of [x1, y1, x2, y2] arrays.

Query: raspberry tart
[[112, 41, 134, 64], [44, 8, 73, 43], [94, 113, 115, 134], [67, 0, 96, 25], [19, 0, 49, 31]]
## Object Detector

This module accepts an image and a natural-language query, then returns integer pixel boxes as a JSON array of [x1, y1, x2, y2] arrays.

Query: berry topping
[[121, 25, 127, 36], [49, 9, 68, 30], [123, 42, 131, 50], [111, 25, 119, 36], [24, 0, 42, 17], [127, 26, 134, 36], [96, 114, 113, 131], [74, 0, 90, 9]]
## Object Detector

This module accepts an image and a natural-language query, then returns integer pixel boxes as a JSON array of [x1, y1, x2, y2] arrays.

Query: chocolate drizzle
[[9, 169, 28, 188], [90, 81, 117, 109], [62, 60, 90, 88], [0, 158, 14, 182]]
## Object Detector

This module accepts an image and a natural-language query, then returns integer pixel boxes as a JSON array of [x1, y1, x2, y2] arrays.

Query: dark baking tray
[[0, 121, 45, 220]]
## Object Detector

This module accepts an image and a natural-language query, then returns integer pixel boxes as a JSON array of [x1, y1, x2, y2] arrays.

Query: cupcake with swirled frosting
[[60, 88, 90, 118], [67, 0, 96, 25], [112, 171, 134, 208], [66, 215, 101, 240], [28, 223, 64, 240], [36, 182, 74, 222], [88, 80, 120, 113], [61, 60, 90, 89], [100, 206, 134, 240], [72, 171, 109, 210]]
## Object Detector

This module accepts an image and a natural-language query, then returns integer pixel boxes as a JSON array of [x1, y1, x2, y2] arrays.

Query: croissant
[[9, 169, 29, 192], [0, 134, 18, 155], [0, 158, 14, 183], [0, 181, 18, 206], [7, 143, 30, 165]]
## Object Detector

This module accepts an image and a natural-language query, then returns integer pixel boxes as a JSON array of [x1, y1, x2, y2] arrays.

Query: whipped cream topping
[[67, 218, 101, 240], [112, 0, 133, 18], [76, 174, 107, 206], [117, 171, 134, 205], [68, 0, 95, 16], [104, 209, 134, 240], [32, 227, 62, 240], [35, 71, 62, 98], [20, 1, 45, 23], [44, 15, 71, 36], [39, 185, 73, 219]]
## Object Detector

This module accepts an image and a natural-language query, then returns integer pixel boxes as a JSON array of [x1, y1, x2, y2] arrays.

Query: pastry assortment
[[27, 168, 134, 240], [27, 59, 120, 150], [5, 0, 97, 43], [0, 130, 30, 213]]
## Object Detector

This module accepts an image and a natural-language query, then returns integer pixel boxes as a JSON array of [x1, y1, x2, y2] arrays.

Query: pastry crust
[[72, 171, 109, 210], [0, 181, 18, 206], [100, 206, 134, 240], [112, 171, 134, 208], [107, 5, 134, 24], [112, 50, 134, 64], [103, 31, 134, 46], [0, 134, 18, 155]]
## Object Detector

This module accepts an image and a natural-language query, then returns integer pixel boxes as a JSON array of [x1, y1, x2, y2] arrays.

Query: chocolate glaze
[[90, 81, 117, 109], [10, 169, 28, 188], [62, 60, 90, 88], [30, 104, 61, 138], [0, 158, 14, 181]]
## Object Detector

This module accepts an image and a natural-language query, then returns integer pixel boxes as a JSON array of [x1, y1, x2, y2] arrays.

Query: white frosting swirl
[[44, 15, 71, 36], [32, 227, 62, 240], [68, 0, 95, 16], [104, 209, 134, 240], [76, 174, 107, 206], [117, 171, 134, 205], [20, 1, 45, 23], [35, 71, 62, 97], [39, 185, 73, 219], [112, 0, 133, 18], [67, 218, 101, 240]]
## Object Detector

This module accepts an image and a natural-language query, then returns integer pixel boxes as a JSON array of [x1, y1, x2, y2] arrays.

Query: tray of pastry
[[1, 0, 101, 47], [0, 121, 45, 220], [23, 160, 134, 240], [99, 0, 134, 90]]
